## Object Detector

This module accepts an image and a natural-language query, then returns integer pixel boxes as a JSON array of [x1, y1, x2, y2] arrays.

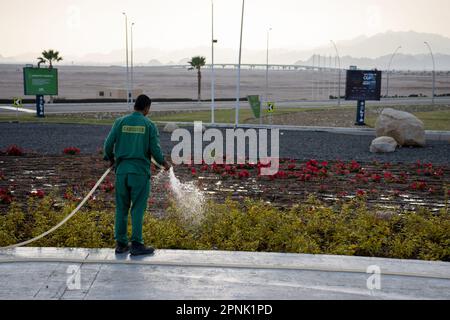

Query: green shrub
[[0, 195, 449, 261]]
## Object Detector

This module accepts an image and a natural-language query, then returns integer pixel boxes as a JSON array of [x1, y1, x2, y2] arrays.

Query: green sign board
[[23, 67, 58, 95], [247, 95, 261, 118]]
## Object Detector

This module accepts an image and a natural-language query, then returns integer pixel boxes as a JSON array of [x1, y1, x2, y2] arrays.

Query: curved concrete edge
[[1, 247, 449, 280], [154, 122, 450, 141]]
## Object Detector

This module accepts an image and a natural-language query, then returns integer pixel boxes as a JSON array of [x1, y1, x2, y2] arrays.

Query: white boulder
[[163, 122, 179, 133], [370, 136, 398, 153], [375, 108, 425, 147]]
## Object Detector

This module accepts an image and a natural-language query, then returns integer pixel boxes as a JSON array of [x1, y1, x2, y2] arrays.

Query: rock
[[370, 136, 398, 153], [163, 122, 179, 133], [375, 108, 425, 147]]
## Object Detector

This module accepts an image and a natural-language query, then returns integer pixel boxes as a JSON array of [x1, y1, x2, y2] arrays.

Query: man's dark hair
[[134, 94, 152, 111]]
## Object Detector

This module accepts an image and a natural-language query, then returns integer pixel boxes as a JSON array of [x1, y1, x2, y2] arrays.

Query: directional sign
[[23, 67, 58, 96], [13, 98, 22, 107], [266, 102, 275, 113], [247, 95, 261, 118]]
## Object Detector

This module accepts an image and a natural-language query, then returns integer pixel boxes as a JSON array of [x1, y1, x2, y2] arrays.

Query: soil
[[1, 155, 448, 216]]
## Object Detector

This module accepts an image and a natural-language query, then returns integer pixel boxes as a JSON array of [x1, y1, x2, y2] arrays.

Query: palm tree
[[37, 57, 46, 68], [38, 49, 63, 68], [188, 56, 206, 101]]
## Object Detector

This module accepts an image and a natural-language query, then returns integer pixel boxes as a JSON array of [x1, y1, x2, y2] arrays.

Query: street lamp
[[386, 46, 401, 98], [330, 40, 341, 106], [122, 12, 130, 110], [424, 41, 436, 105], [264, 27, 272, 125], [211, 0, 217, 124], [235, 0, 245, 126], [131, 22, 135, 104]]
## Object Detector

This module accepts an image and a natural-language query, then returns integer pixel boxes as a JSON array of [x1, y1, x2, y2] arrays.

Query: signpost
[[266, 101, 275, 125], [13, 97, 22, 122], [247, 95, 261, 119], [345, 69, 382, 126], [23, 67, 58, 117]]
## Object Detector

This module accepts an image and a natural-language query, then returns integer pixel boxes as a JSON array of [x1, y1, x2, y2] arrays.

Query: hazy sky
[[1, 0, 450, 57]]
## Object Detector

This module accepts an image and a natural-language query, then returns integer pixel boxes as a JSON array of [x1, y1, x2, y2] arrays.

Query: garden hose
[[0, 167, 113, 250], [0, 256, 448, 281], [0, 157, 164, 250]]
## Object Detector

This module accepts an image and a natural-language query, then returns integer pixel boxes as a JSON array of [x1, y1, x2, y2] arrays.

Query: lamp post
[[131, 22, 135, 104], [235, 0, 245, 127], [264, 27, 272, 125], [330, 40, 341, 106], [386, 46, 401, 98], [424, 41, 436, 105], [211, 0, 217, 124], [122, 12, 130, 110]]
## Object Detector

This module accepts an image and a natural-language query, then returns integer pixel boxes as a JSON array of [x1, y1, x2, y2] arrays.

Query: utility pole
[[122, 12, 130, 110], [264, 27, 272, 125], [386, 46, 401, 98], [330, 40, 341, 106], [235, 0, 245, 127], [424, 41, 436, 105], [211, 0, 217, 124], [131, 22, 135, 105]]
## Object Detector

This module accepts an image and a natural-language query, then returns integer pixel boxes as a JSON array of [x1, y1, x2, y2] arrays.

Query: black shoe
[[115, 242, 130, 254], [130, 241, 155, 256]]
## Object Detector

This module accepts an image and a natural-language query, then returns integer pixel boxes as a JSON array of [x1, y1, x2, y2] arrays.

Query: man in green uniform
[[104, 94, 170, 256]]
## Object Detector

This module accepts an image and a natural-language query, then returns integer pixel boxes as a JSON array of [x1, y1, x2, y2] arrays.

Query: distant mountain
[[147, 59, 163, 66], [2, 31, 450, 70], [296, 53, 450, 71]]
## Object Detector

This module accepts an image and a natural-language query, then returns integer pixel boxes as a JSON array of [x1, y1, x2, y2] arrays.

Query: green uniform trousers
[[115, 173, 150, 244]]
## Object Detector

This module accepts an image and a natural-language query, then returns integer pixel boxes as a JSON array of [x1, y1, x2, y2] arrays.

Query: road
[[1, 97, 449, 115]]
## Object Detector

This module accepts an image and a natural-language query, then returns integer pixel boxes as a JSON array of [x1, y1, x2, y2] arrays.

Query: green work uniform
[[103, 112, 165, 244]]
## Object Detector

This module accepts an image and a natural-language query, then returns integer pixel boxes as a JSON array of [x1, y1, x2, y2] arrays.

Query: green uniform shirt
[[103, 112, 164, 177]]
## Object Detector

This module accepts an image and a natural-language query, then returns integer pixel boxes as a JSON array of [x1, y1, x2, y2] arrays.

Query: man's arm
[[149, 123, 170, 169], [104, 120, 118, 165]]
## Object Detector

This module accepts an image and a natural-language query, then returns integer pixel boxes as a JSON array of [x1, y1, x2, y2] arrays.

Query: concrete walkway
[[0, 248, 449, 300]]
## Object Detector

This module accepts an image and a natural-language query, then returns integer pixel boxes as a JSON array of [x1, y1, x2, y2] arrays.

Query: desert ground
[[1, 64, 449, 101]]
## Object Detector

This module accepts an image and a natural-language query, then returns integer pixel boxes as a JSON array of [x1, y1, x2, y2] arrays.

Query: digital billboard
[[345, 70, 382, 101], [23, 67, 58, 96]]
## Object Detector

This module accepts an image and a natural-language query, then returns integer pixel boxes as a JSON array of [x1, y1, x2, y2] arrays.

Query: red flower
[[410, 181, 427, 191], [349, 160, 361, 172], [0, 187, 13, 204], [63, 147, 80, 155], [5, 145, 24, 156], [201, 164, 209, 171], [191, 168, 197, 175], [356, 189, 366, 197], [287, 164, 296, 170], [30, 189, 45, 198], [371, 174, 382, 183], [238, 170, 250, 179], [338, 191, 348, 197]]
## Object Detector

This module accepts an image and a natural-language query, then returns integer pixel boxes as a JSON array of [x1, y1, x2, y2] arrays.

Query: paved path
[[1, 97, 449, 114], [1, 122, 450, 164], [0, 248, 449, 300]]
